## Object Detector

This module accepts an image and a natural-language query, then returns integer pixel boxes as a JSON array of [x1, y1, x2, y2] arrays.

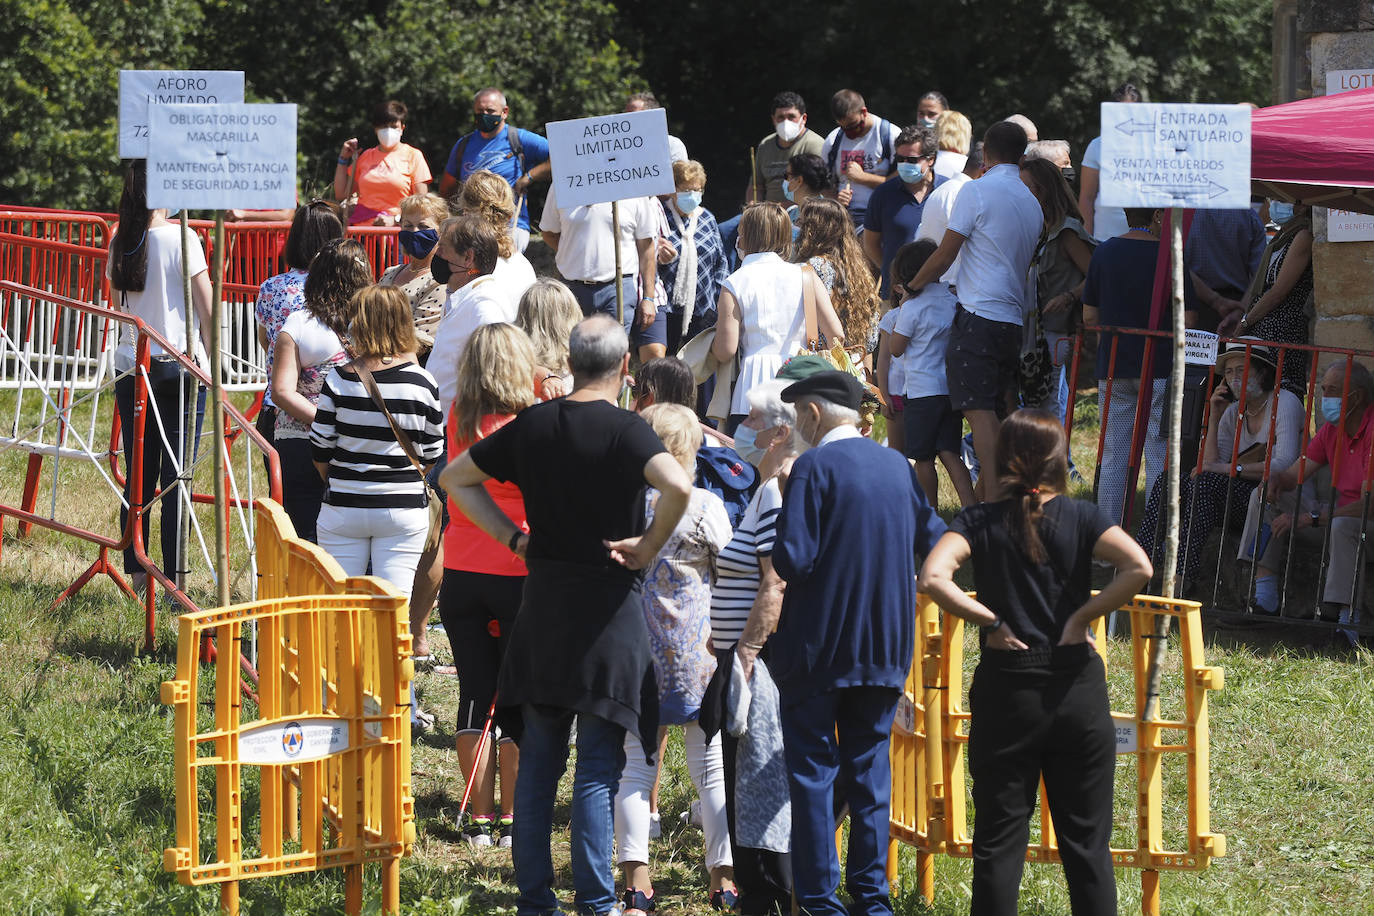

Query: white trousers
[[316, 504, 428, 602], [1096, 377, 1168, 526], [615, 722, 732, 870]]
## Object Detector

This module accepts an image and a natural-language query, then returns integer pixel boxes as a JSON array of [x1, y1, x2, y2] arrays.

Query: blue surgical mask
[[897, 162, 925, 184], [782, 177, 796, 202], [398, 227, 440, 259], [676, 190, 703, 213], [917, 118, 937, 129], [1271, 201, 1295, 224], [733, 424, 767, 467], [166, 208, 180, 218], [1321, 396, 1344, 425]]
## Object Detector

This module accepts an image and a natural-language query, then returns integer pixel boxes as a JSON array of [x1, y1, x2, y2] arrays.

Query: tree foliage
[[1, 0, 1274, 214]]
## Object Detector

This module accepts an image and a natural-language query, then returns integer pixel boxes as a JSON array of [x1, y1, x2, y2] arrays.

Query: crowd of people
[[105, 78, 1361, 916]]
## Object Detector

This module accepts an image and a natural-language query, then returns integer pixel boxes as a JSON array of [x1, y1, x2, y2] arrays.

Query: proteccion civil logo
[[281, 722, 304, 758]]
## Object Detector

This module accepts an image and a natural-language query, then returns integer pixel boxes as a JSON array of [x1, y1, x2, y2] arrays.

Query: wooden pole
[[750, 146, 759, 202], [178, 210, 194, 605], [612, 200, 624, 327], [1144, 207, 1185, 721]]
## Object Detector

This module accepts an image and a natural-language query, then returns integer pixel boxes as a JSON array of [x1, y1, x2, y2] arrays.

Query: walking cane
[[457, 692, 501, 826]]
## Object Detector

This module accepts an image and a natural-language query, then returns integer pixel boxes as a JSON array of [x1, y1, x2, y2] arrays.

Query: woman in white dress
[[710, 202, 843, 435]]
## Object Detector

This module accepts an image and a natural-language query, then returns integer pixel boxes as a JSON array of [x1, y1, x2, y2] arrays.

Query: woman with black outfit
[[919, 409, 1151, 915]]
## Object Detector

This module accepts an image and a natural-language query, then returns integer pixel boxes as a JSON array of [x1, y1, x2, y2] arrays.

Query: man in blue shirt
[[863, 125, 943, 300], [438, 87, 551, 252], [769, 371, 946, 916]]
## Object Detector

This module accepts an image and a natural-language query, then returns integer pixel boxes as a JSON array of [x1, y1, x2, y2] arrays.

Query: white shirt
[[820, 116, 901, 212], [877, 307, 906, 396], [110, 222, 209, 370], [916, 172, 972, 286], [1082, 137, 1129, 242], [893, 286, 958, 399], [933, 149, 968, 181], [946, 164, 1042, 326], [817, 423, 863, 448], [493, 251, 537, 305], [539, 184, 658, 282], [428, 275, 516, 414]]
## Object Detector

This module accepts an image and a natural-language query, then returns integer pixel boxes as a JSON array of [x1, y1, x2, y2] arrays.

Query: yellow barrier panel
[[888, 593, 1226, 915], [161, 499, 415, 915]]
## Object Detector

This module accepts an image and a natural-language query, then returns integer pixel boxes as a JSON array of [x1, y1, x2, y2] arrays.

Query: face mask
[[842, 121, 866, 140], [775, 119, 802, 143], [1060, 167, 1077, 185], [733, 425, 768, 467], [430, 256, 452, 284], [917, 117, 937, 129], [376, 127, 402, 148], [797, 405, 821, 448], [166, 208, 181, 218], [475, 112, 503, 133], [676, 190, 702, 213], [1321, 396, 1344, 425], [897, 162, 925, 184], [398, 228, 439, 259], [782, 177, 796, 202], [1270, 201, 1295, 223]]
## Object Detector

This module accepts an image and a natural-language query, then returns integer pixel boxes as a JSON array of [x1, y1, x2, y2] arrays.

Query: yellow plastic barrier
[[161, 499, 415, 915], [888, 594, 1226, 915]]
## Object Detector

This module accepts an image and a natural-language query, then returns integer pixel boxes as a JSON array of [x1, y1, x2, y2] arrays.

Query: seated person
[[1137, 339, 1303, 593], [1240, 361, 1374, 626]]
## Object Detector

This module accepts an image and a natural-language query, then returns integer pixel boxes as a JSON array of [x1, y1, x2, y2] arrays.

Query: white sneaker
[[680, 799, 702, 828], [648, 811, 661, 839]]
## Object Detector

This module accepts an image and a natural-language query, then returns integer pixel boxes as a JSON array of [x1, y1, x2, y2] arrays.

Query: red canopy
[[1251, 86, 1374, 215]]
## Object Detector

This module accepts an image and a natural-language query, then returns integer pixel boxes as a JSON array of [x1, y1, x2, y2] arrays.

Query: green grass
[[1, 395, 1372, 913]]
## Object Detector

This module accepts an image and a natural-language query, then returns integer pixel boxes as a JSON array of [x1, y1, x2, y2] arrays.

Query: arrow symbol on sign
[[1141, 179, 1230, 200], [1115, 118, 1156, 136]]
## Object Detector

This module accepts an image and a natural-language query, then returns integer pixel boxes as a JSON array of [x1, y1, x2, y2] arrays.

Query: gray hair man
[[440, 314, 693, 914]]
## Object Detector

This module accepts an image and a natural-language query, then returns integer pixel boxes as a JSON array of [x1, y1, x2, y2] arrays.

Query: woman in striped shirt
[[310, 286, 444, 597], [707, 377, 809, 915]]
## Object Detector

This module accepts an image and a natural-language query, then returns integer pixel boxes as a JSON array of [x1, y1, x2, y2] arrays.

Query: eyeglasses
[[893, 155, 928, 164]]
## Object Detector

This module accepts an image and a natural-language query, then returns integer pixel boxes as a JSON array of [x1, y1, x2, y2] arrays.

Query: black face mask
[[476, 112, 502, 133], [430, 256, 452, 284], [1060, 167, 1077, 185]]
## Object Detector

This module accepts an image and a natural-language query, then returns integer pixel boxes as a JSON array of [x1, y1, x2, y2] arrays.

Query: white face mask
[[775, 118, 802, 143], [376, 127, 402, 149]]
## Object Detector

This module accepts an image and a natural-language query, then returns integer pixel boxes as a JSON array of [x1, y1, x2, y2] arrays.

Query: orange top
[[444, 412, 528, 576], [354, 144, 431, 218]]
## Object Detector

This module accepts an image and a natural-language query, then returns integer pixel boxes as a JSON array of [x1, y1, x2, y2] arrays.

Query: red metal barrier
[[0, 280, 281, 652]]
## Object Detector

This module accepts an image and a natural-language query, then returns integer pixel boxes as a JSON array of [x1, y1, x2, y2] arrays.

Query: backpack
[[452, 124, 526, 184], [826, 117, 895, 182], [695, 444, 758, 531]]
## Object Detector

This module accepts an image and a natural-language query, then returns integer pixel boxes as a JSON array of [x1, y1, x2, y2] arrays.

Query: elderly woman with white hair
[[705, 374, 812, 915]]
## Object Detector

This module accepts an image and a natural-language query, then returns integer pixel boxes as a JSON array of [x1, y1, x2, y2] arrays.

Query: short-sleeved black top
[[948, 496, 1115, 647], [467, 398, 667, 571]]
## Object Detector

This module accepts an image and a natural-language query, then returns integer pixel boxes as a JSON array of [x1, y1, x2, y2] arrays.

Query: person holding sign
[[335, 100, 431, 225], [540, 187, 665, 363], [108, 160, 212, 599], [919, 409, 1152, 916]]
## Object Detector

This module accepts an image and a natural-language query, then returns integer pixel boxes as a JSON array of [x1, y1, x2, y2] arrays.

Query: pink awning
[[1251, 86, 1374, 215]]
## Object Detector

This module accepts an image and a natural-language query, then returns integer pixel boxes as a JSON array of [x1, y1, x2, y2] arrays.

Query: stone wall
[[1297, 0, 1374, 353]]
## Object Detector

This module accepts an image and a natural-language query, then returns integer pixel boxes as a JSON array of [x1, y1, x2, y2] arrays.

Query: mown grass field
[[0, 393, 1372, 914]]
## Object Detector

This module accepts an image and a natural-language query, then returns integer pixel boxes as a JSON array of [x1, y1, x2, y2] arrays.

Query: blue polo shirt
[[443, 125, 551, 231], [864, 173, 946, 298]]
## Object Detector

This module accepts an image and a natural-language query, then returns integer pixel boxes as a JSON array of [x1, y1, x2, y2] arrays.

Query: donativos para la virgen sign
[[1099, 102, 1251, 210]]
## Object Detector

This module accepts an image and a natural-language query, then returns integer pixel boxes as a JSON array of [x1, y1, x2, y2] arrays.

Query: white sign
[[1184, 330, 1220, 366], [1099, 103, 1252, 210], [1113, 715, 1138, 755], [1323, 70, 1374, 242], [545, 109, 674, 208], [239, 717, 349, 765], [893, 694, 917, 736], [146, 103, 297, 210], [118, 70, 244, 159]]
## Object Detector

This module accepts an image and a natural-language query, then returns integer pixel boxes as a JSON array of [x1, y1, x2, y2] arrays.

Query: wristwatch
[[1236, 463, 1244, 474], [1310, 510, 1322, 526], [983, 616, 1005, 632]]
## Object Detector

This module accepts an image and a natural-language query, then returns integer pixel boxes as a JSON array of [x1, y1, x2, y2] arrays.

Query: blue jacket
[[770, 436, 947, 698]]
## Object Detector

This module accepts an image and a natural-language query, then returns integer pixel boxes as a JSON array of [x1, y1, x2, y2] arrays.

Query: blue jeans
[[514, 705, 626, 916], [567, 277, 667, 348]]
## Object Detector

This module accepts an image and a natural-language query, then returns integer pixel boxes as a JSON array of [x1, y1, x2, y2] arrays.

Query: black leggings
[[968, 644, 1116, 916], [437, 568, 523, 734]]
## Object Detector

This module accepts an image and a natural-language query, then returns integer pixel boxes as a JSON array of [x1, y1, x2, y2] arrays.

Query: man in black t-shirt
[[441, 314, 693, 916]]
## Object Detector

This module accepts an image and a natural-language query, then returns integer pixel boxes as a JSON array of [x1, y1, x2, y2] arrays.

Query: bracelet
[[983, 616, 1005, 632], [640, 296, 655, 303], [544, 374, 560, 382], [742, 642, 765, 651], [508, 530, 523, 552], [337, 157, 352, 166]]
